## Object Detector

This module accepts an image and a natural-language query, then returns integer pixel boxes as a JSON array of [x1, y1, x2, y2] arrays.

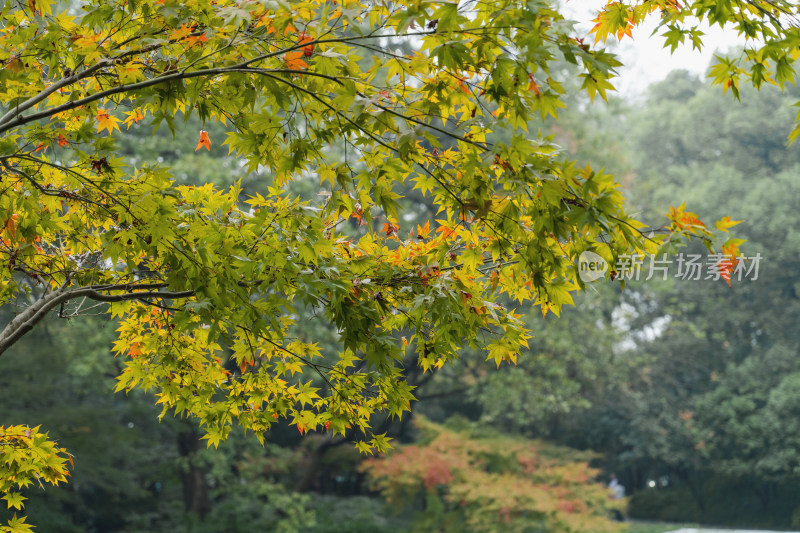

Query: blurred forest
[[3, 58, 800, 531]]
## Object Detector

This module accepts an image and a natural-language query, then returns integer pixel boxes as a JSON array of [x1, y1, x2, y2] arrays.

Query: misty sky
[[563, 2, 748, 96]]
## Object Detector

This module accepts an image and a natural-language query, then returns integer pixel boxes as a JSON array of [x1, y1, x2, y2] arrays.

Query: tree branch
[[0, 283, 194, 357]]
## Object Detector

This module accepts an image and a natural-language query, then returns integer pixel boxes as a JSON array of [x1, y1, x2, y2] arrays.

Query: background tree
[[544, 69, 800, 527]]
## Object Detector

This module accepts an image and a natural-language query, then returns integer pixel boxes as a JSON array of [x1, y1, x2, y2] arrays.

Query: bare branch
[[0, 283, 194, 357]]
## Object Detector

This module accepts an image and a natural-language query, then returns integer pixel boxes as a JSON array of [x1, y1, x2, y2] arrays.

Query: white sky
[[562, 1, 748, 96]]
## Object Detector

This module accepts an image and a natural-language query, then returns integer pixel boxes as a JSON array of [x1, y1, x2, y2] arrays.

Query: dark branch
[[0, 283, 194, 357]]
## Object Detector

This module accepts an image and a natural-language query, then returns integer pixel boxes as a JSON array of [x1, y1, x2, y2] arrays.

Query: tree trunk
[[754, 481, 775, 511], [294, 434, 344, 492], [676, 468, 705, 513], [177, 426, 212, 518]]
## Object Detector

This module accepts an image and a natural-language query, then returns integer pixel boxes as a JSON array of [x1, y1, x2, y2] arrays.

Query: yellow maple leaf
[[117, 63, 143, 83], [123, 109, 145, 129], [96, 110, 120, 134], [27, 0, 54, 16]]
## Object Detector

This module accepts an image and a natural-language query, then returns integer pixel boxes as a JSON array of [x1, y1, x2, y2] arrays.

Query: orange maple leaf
[[717, 256, 735, 286], [454, 77, 471, 94], [669, 204, 705, 231], [721, 241, 740, 258], [351, 203, 365, 225], [195, 130, 211, 151], [3, 214, 19, 241], [185, 33, 208, 48], [299, 32, 315, 57], [716, 241, 742, 286], [617, 15, 635, 40], [57, 134, 69, 148], [284, 50, 308, 70], [527, 75, 540, 96], [239, 358, 253, 374], [169, 24, 193, 42], [676, 212, 705, 229], [382, 221, 399, 237]]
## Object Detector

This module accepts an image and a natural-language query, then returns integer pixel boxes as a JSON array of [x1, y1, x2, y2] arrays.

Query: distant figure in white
[[608, 473, 625, 500]]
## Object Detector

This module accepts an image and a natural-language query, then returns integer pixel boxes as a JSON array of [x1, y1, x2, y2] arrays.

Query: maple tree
[[362, 417, 624, 533], [0, 0, 796, 528]]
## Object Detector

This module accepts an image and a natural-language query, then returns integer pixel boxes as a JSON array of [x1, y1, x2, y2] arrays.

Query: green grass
[[626, 521, 701, 533]]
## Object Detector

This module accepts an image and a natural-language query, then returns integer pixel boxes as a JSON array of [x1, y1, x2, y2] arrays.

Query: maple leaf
[[717, 256, 735, 286], [195, 130, 211, 151], [382, 221, 399, 237], [351, 203, 365, 225], [3, 492, 26, 510], [454, 77, 471, 94], [26, 0, 53, 16], [716, 240, 744, 286], [617, 15, 635, 40], [3, 214, 19, 241], [299, 32, 315, 57], [416, 220, 431, 239], [117, 63, 143, 83], [123, 109, 144, 129], [127, 343, 142, 357], [668, 204, 706, 231], [676, 212, 704, 229], [96, 110, 120, 134], [56, 134, 69, 148], [90, 157, 110, 174], [590, 3, 631, 44], [714, 216, 743, 232], [169, 24, 193, 42], [721, 241, 742, 258], [284, 50, 308, 70], [185, 32, 208, 48], [528, 75, 540, 96]]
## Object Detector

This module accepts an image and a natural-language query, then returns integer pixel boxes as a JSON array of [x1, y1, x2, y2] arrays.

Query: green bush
[[307, 495, 410, 533]]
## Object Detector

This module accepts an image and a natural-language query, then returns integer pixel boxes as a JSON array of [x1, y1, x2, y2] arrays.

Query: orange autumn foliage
[[195, 130, 211, 151], [362, 417, 624, 533]]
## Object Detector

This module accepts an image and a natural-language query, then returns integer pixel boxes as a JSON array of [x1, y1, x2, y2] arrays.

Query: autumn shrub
[[361, 417, 624, 533]]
